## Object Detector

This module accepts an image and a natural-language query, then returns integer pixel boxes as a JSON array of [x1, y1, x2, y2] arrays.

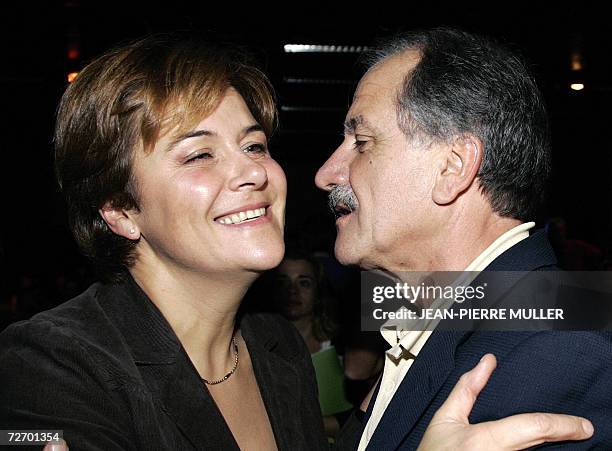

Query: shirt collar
[[381, 222, 535, 357]]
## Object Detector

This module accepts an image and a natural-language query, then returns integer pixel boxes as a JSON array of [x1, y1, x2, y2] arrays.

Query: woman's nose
[[228, 153, 268, 192]]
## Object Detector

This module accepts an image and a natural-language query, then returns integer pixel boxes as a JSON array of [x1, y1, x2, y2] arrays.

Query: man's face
[[315, 51, 444, 271]]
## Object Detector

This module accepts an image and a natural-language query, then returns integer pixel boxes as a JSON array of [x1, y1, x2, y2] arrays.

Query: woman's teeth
[[218, 207, 266, 225]]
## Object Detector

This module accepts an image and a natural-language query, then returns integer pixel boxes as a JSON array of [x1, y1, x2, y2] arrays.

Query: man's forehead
[[356, 49, 420, 96], [345, 82, 396, 134], [344, 51, 420, 133], [347, 76, 393, 124]]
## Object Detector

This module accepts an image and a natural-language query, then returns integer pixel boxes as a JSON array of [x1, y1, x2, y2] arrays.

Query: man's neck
[[383, 215, 524, 272], [451, 216, 525, 271]]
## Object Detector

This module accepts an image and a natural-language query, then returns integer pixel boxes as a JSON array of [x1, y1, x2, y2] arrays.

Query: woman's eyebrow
[[166, 129, 214, 152], [241, 124, 264, 136], [166, 124, 264, 152]]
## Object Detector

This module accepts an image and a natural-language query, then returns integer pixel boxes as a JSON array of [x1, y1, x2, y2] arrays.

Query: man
[[316, 28, 612, 450]]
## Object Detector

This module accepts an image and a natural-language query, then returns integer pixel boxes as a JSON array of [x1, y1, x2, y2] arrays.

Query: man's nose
[[315, 145, 350, 192]]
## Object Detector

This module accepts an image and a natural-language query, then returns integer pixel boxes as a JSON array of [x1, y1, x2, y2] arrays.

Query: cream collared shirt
[[357, 222, 535, 450]]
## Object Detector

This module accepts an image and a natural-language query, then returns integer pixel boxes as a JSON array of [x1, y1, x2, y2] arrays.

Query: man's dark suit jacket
[[339, 230, 612, 450], [0, 276, 327, 450]]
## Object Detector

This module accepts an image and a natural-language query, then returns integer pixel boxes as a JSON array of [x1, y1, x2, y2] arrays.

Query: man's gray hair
[[363, 28, 551, 221]]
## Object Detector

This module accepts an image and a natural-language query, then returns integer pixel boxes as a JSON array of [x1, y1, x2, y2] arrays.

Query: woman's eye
[[299, 280, 312, 289], [186, 152, 212, 163], [243, 143, 268, 155]]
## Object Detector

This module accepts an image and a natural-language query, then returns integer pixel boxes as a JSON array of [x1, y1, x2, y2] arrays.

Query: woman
[[2, 35, 311, 450], [0, 35, 593, 450], [273, 252, 353, 439], [273, 252, 338, 354]]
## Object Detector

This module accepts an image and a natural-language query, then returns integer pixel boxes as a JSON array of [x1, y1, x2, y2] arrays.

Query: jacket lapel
[[106, 277, 311, 449], [138, 351, 241, 450], [240, 315, 301, 451], [365, 330, 469, 450], [101, 276, 240, 450]]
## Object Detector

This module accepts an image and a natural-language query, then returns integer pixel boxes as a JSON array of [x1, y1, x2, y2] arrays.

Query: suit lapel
[[366, 330, 469, 450], [363, 375, 382, 423], [240, 315, 301, 451]]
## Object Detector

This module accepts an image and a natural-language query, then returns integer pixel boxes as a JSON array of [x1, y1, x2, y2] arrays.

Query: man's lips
[[334, 203, 355, 220]]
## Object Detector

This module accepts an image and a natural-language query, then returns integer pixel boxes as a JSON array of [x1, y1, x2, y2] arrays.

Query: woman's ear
[[432, 135, 483, 205], [98, 203, 140, 240]]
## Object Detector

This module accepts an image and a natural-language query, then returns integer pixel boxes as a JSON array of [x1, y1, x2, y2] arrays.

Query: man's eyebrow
[[165, 124, 264, 152], [343, 115, 373, 135]]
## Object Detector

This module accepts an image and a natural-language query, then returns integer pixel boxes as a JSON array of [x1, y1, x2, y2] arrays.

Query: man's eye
[[186, 152, 212, 163], [353, 139, 368, 152], [243, 143, 268, 155]]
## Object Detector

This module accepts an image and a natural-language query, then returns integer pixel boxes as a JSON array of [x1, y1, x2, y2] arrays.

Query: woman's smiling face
[[128, 88, 287, 275]]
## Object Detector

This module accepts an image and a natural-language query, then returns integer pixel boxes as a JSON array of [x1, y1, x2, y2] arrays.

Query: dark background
[[1, 2, 611, 320]]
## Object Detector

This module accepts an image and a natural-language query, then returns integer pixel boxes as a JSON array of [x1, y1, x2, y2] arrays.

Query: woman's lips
[[215, 203, 271, 227]]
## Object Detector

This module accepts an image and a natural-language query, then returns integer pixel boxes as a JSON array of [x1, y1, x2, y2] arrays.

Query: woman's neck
[[129, 262, 257, 378], [291, 315, 327, 353], [291, 315, 314, 339]]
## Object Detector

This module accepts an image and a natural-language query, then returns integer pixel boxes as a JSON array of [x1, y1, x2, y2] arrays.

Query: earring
[[129, 228, 136, 235]]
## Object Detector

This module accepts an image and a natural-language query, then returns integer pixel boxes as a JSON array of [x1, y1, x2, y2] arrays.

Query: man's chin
[[334, 242, 361, 266]]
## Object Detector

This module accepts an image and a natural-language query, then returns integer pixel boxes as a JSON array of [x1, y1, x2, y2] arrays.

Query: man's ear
[[432, 135, 483, 205], [98, 203, 140, 240]]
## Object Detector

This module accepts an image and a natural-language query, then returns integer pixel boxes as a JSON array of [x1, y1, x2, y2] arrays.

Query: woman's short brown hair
[[54, 34, 277, 283]]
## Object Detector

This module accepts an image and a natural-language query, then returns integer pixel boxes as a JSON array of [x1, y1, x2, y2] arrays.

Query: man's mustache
[[328, 185, 359, 217]]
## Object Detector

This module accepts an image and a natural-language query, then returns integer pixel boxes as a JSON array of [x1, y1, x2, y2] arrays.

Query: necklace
[[201, 335, 239, 385]]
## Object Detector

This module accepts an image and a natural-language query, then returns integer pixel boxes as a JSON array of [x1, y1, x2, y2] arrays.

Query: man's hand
[[417, 354, 594, 450]]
